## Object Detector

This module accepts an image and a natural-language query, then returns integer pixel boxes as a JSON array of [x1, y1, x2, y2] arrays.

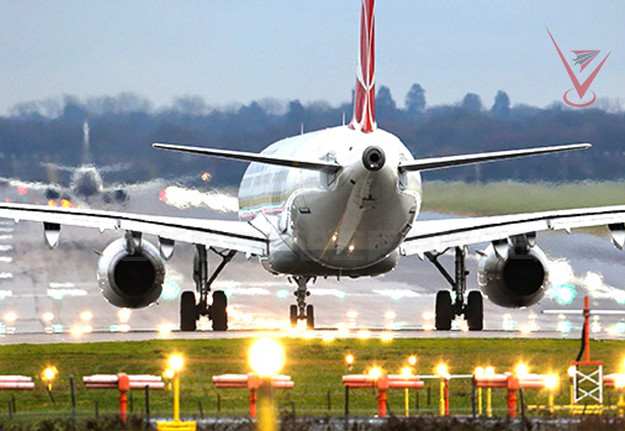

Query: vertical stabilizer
[[350, 0, 376, 133]]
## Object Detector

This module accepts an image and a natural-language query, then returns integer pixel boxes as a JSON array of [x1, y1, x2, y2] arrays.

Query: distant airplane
[[41, 115, 130, 204], [0, 0, 622, 332]]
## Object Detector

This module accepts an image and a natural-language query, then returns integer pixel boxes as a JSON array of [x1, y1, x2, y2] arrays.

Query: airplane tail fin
[[349, 0, 376, 133]]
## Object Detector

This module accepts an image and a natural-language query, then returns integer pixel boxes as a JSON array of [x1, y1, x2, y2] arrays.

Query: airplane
[[0, 0, 623, 332], [3, 115, 130, 206]]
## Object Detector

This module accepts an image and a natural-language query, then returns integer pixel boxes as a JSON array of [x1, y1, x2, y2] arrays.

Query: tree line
[[1, 86, 624, 186]]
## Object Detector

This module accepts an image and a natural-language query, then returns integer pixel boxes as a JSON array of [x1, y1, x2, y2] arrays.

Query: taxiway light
[[567, 366, 576, 378], [545, 374, 559, 390], [345, 354, 355, 368], [369, 366, 382, 380], [474, 367, 485, 378], [249, 338, 285, 377], [408, 355, 417, 366], [436, 364, 450, 379], [401, 366, 412, 377], [168, 355, 184, 373], [485, 366, 495, 377], [43, 366, 57, 382], [515, 363, 529, 377]]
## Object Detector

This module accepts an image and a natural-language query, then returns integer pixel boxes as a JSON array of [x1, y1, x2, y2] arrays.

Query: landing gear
[[290, 277, 315, 329], [426, 246, 484, 331], [179, 244, 236, 332]]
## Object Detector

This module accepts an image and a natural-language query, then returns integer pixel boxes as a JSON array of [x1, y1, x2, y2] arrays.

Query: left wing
[[0, 202, 268, 255], [402, 205, 625, 256]]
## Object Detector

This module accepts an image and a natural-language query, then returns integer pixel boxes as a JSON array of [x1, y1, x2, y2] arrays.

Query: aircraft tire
[[211, 290, 228, 331], [289, 305, 298, 328], [435, 291, 453, 330], [466, 291, 484, 331], [180, 291, 197, 332], [306, 304, 315, 330]]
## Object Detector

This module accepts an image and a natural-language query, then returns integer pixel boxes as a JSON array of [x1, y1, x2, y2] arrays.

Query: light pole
[[436, 364, 450, 416], [169, 355, 184, 423], [249, 338, 285, 431], [42, 366, 57, 403], [485, 366, 494, 417]]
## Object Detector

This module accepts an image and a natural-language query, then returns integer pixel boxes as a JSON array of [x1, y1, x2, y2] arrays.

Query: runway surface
[[0, 181, 624, 344]]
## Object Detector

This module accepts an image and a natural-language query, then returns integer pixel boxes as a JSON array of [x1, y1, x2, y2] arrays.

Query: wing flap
[[402, 205, 625, 256], [0, 203, 268, 255]]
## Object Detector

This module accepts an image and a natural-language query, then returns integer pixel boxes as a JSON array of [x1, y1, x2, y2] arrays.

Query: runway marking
[[0, 257, 13, 263], [0, 245, 13, 252], [0, 235, 13, 241], [0, 272, 12, 279]]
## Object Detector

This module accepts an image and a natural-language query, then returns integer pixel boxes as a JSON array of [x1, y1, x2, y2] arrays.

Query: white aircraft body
[[1, 0, 624, 331]]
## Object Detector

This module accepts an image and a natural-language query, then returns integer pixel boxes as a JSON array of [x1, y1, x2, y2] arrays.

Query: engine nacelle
[[96, 238, 165, 308], [477, 240, 549, 308]]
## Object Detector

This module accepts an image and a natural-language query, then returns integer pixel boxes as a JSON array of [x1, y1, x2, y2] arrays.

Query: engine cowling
[[96, 238, 165, 308], [477, 241, 549, 308]]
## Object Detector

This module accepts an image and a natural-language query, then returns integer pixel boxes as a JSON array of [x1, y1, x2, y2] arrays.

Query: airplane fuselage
[[238, 125, 422, 277]]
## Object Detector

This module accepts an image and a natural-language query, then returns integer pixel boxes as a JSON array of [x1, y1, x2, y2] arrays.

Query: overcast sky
[[1, 1, 623, 115]]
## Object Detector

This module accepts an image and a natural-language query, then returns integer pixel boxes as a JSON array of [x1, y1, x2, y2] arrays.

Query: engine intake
[[477, 241, 548, 308], [97, 238, 165, 308]]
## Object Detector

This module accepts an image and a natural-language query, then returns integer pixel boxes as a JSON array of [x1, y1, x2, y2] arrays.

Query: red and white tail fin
[[349, 0, 376, 133]]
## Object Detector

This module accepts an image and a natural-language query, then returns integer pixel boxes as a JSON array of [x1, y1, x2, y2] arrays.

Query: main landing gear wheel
[[427, 247, 484, 331], [179, 244, 236, 332], [289, 276, 315, 329], [466, 291, 483, 331], [180, 291, 198, 332], [210, 290, 228, 332], [306, 304, 315, 330], [435, 291, 453, 330]]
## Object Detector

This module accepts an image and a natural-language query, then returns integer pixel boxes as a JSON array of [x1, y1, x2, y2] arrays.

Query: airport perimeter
[[0, 335, 625, 430]]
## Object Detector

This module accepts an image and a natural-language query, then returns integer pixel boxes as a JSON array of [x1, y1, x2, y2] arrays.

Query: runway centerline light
[[249, 338, 285, 377], [80, 310, 93, 321], [42, 312, 54, 322], [4, 311, 16, 323], [168, 355, 184, 373]]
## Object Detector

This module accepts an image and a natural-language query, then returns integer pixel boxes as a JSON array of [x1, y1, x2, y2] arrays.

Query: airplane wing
[[0, 202, 268, 255], [401, 205, 625, 256]]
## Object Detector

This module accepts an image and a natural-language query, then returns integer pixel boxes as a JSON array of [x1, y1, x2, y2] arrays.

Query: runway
[[0, 182, 624, 345]]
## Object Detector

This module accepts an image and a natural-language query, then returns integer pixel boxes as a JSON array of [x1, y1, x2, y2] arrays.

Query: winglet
[[349, 0, 376, 133]]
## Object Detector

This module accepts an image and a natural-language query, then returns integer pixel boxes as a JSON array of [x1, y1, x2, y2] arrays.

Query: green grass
[[422, 181, 625, 216], [0, 337, 624, 421]]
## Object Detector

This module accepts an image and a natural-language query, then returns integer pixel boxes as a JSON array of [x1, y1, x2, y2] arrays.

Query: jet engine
[[96, 237, 165, 308], [477, 234, 548, 308]]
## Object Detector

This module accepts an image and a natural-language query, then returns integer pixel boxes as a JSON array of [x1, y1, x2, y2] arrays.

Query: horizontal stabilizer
[[153, 143, 342, 172], [399, 143, 591, 172]]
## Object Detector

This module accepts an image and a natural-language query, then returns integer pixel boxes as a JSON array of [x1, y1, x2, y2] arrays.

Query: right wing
[[402, 205, 625, 256], [0, 202, 268, 255]]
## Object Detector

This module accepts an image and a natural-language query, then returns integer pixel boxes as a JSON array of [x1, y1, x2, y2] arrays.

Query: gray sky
[[1, 1, 623, 115]]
